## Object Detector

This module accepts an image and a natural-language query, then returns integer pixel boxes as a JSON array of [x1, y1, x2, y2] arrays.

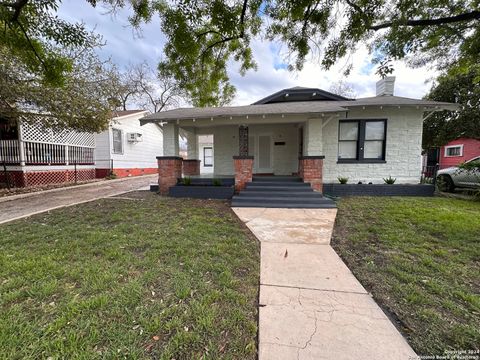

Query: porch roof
[[140, 96, 458, 125]]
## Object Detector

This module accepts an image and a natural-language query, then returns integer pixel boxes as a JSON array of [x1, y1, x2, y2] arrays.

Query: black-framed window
[[203, 147, 213, 167], [338, 119, 386, 162], [112, 128, 123, 154]]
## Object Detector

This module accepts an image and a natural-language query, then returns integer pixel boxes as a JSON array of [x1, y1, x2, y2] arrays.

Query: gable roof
[[252, 87, 350, 104], [112, 110, 148, 119]]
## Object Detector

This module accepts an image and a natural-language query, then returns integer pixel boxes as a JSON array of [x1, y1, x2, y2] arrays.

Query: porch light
[[210, 117, 213, 121], [312, 92, 317, 96], [192, 118, 196, 122], [285, 93, 289, 97], [230, 116, 232, 120], [362, 106, 365, 110], [262, 115, 265, 118], [246, 115, 249, 119], [379, 106, 383, 110]]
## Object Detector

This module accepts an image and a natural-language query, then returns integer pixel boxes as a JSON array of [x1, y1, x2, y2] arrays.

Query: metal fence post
[[3, 160, 10, 189], [433, 163, 439, 187]]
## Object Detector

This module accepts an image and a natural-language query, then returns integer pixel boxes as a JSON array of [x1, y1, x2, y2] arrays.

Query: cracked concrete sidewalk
[[233, 207, 416, 360]]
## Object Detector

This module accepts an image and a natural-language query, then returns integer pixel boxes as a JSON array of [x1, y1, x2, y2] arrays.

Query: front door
[[249, 134, 273, 174]]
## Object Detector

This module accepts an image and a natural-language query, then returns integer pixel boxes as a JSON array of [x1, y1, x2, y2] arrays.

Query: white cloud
[[230, 40, 438, 105]]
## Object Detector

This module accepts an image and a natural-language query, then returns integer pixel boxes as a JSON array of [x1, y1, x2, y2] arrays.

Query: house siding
[[439, 138, 480, 169], [172, 107, 425, 183], [322, 107, 424, 184], [94, 112, 163, 177]]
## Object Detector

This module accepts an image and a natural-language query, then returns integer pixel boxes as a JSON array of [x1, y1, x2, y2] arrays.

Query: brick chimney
[[376, 76, 395, 96]]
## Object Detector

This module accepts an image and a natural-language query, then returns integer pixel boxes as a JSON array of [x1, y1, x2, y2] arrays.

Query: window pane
[[338, 141, 357, 159], [112, 129, 122, 154], [204, 157, 213, 166], [339, 122, 358, 140], [365, 121, 385, 140], [204, 147, 213, 166], [204, 148, 212, 157], [364, 140, 384, 159], [446, 147, 461, 156]]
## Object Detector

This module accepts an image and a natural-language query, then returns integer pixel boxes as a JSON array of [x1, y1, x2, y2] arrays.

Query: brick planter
[[157, 156, 183, 195], [233, 156, 253, 192], [182, 159, 201, 176], [299, 156, 324, 192]]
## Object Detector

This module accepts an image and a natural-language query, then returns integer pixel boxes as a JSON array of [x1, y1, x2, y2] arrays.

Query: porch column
[[156, 156, 182, 195], [300, 119, 325, 192], [182, 127, 200, 175], [233, 125, 253, 192], [18, 122, 26, 166], [162, 123, 180, 156]]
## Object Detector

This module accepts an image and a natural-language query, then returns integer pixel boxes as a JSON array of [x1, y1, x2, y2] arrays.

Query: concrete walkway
[[232, 207, 417, 360], [0, 175, 156, 224]]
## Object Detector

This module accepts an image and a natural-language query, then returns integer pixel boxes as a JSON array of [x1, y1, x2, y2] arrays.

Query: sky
[[58, 1, 439, 107]]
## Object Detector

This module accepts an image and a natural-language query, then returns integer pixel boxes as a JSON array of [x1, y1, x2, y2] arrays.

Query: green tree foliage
[[0, 42, 120, 132], [0, 1, 121, 131], [423, 69, 480, 149], [3, 1, 480, 106], [99, 0, 479, 105], [0, 0, 96, 85]]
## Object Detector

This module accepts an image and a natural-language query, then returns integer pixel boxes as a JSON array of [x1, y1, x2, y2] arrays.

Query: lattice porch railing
[[0, 123, 95, 165]]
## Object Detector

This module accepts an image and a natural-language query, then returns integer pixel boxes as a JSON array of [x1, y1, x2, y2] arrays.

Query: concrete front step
[[231, 201, 336, 208], [246, 182, 311, 187], [237, 191, 323, 198], [233, 196, 334, 204], [252, 176, 302, 182], [242, 186, 314, 194]]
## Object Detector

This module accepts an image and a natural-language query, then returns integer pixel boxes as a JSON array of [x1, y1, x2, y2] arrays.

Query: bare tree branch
[[369, 10, 480, 31]]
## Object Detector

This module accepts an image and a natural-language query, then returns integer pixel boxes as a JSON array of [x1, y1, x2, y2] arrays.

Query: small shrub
[[337, 177, 349, 184], [212, 178, 222, 186], [383, 176, 397, 184], [106, 171, 117, 180], [182, 177, 192, 185]]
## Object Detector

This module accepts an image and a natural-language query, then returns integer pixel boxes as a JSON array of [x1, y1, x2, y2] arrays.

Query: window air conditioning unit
[[127, 132, 143, 142]]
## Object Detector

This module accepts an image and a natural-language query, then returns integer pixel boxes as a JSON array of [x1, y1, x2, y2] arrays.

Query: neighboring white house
[[141, 77, 457, 188], [95, 110, 163, 178]]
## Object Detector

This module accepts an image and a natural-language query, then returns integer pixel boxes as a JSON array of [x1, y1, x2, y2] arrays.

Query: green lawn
[[332, 197, 480, 355], [0, 192, 259, 359]]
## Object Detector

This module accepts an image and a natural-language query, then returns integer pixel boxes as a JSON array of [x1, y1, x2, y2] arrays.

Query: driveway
[[0, 175, 156, 224], [233, 207, 417, 360]]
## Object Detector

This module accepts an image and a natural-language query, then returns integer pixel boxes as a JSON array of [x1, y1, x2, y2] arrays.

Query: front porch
[[156, 117, 336, 196], [0, 121, 96, 188]]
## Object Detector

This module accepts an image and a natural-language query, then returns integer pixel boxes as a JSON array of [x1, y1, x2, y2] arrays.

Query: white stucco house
[[141, 77, 457, 202], [94, 110, 163, 178]]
